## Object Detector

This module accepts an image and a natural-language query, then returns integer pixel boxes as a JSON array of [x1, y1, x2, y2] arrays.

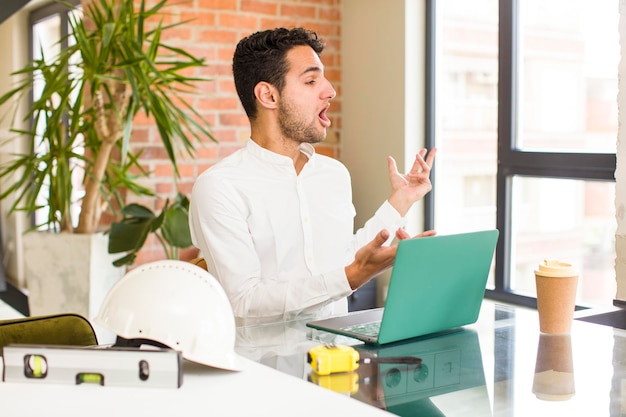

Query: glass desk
[[235, 300, 626, 416]]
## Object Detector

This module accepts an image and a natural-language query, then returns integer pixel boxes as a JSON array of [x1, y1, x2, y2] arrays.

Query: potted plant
[[0, 0, 214, 319], [108, 192, 193, 267]]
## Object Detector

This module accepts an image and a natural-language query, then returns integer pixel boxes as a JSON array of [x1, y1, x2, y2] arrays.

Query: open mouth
[[319, 106, 331, 128]]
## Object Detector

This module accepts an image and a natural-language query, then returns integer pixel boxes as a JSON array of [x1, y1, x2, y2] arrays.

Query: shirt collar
[[246, 139, 316, 166]]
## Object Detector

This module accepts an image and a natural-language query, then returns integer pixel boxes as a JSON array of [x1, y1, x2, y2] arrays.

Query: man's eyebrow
[[300, 66, 322, 76]]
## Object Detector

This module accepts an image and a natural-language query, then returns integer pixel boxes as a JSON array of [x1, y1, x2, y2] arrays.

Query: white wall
[[341, 0, 426, 305], [342, 0, 426, 232], [0, 10, 31, 288]]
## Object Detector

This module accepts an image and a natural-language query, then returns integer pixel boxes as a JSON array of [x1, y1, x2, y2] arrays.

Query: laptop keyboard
[[341, 320, 381, 337]]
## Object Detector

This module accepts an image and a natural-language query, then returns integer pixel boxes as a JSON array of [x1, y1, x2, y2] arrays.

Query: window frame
[[424, 0, 617, 309], [29, 0, 79, 50], [0, 0, 81, 316]]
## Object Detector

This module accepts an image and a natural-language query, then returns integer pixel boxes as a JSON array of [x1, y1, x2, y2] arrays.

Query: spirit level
[[2, 344, 183, 388]]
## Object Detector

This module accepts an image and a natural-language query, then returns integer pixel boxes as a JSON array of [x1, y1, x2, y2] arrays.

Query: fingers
[[363, 229, 393, 252], [388, 148, 437, 177], [374, 229, 390, 245], [421, 147, 437, 165], [396, 228, 437, 240], [426, 147, 437, 165], [408, 147, 437, 176], [387, 156, 399, 178], [395, 228, 411, 240], [347, 232, 396, 290], [415, 229, 437, 238], [418, 148, 435, 170]]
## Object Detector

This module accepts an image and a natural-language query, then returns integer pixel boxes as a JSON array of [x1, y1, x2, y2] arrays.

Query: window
[[30, 0, 82, 230], [428, 0, 617, 308]]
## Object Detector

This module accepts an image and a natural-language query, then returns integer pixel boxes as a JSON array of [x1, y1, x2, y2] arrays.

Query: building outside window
[[432, 0, 617, 308]]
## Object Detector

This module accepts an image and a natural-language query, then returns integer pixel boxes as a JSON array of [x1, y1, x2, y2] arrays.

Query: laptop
[[306, 229, 499, 344]]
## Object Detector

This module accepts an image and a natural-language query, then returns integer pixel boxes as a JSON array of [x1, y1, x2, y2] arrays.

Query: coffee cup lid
[[534, 260, 577, 277]]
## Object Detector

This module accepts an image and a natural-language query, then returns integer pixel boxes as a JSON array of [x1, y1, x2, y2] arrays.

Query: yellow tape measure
[[307, 343, 360, 376]]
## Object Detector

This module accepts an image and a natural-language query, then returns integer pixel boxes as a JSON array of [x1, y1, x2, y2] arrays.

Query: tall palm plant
[[0, 0, 214, 236]]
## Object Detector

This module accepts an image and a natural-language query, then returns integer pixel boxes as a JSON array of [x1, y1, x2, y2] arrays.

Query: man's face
[[277, 45, 336, 144]]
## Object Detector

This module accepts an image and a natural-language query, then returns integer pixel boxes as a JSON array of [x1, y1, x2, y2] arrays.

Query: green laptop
[[306, 229, 499, 344]]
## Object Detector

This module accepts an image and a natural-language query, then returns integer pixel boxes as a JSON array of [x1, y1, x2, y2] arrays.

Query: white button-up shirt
[[189, 139, 406, 323]]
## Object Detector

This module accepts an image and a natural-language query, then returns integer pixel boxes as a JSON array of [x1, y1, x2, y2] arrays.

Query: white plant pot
[[23, 231, 126, 344]]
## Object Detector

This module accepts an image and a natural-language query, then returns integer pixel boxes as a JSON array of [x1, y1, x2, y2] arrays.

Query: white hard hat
[[94, 260, 243, 371]]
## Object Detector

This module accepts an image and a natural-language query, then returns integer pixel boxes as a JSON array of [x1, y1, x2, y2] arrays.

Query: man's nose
[[324, 80, 337, 100]]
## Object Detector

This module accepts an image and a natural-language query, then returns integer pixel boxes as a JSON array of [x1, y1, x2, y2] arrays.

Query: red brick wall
[[130, 0, 343, 265]]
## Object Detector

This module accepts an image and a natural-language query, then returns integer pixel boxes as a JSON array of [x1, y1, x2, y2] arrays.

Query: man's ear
[[254, 82, 278, 110]]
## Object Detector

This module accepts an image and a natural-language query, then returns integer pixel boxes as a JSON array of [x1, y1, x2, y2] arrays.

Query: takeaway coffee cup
[[532, 334, 575, 401], [534, 260, 578, 334]]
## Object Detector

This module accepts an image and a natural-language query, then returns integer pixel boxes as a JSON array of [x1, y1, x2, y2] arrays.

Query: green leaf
[[113, 253, 137, 267], [108, 218, 152, 254], [161, 204, 192, 248], [121, 203, 156, 219], [0, 0, 216, 248]]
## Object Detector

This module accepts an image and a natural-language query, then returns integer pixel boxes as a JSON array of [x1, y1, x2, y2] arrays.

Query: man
[[189, 27, 436, 324]]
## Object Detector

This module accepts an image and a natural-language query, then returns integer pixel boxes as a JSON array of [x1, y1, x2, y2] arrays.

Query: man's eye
[[306, 80, 316, 85]]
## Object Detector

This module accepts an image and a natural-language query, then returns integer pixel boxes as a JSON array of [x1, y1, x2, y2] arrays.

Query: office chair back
[[0, 313, 98, 355]]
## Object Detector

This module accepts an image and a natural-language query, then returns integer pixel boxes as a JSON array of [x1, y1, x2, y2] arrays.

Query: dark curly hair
[[232, 27, 325, 119]]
